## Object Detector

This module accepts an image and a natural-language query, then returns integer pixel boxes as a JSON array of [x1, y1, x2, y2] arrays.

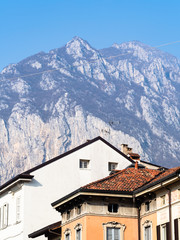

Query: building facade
[[0, 136, 140, 240], [49, 166, 180, 240]]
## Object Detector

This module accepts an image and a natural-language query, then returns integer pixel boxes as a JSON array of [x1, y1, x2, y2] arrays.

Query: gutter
[[52, 190, 133, 209], [52, 188, 133, 208], [164, 186, 172, 239], [138, 206, 141, 240]]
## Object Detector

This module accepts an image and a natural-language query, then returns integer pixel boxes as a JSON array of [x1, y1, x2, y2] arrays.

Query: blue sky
[[0, 0, 180, 71]]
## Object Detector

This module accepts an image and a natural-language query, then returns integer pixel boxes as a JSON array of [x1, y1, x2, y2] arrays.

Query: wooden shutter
[[166, 222, 170, 239], [174, 219, 179, 240], [157, 225, 160, 240]]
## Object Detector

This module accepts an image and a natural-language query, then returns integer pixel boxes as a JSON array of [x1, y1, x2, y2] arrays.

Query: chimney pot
[[135, 161, 138, 169]]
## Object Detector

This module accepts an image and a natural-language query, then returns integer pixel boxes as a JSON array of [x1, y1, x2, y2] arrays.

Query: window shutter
[[16, 196, 21, 222], [3, 203, 8, 228], [114, 228, 120, 240], [166, 222, 170, 239], [107, 228, 113, 240], [156, 225, 160, 240], [174, 219, 179, 240]]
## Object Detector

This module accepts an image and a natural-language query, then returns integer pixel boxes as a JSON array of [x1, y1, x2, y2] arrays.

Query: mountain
[[0, 36, 180, 184]]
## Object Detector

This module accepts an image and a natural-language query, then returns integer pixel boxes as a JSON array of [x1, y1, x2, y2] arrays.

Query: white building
[[0, 136, 161, 240]]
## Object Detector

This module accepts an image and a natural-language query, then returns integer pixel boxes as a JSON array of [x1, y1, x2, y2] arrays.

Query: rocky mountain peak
[[0, 37, 180, 185], [65, 36, 97, 59]]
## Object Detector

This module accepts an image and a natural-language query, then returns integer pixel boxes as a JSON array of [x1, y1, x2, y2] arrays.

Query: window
[[103, 222, 125, 240], [108, 162, 118, 171], [107, 227, 120, 240], [64, 228, 71, 240], [2, 203, 8, 228], [77, 205, 81, 215], [79, 159, 89, 169], [67, 210, 71, 220], [74, 224, 82, 240], [145, 202, 150, 212], [16, 196, 21, 222], [145, 226, 151, 240], [143, 220, 152, 240], [76, 229, 81, 240], [174, 218, 180, 240], [108, 204, 118, 213], [65, 233, 70, 240], [157, 223, 169, 240], [161, 195, 166, 206], [161, 224, 167, 240]]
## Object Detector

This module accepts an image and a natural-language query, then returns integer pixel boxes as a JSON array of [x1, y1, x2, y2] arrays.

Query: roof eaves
[[28, 221, 61, 238], [52, 187, 133, 209], [134, 169, 180, 195], [0, 173, 34, 193]]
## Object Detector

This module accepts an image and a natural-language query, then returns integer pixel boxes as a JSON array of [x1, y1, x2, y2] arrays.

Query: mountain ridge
[[0, 37, 180, 184]]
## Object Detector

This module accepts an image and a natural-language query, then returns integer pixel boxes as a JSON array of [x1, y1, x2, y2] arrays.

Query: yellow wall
[[62, 214, 138, 240]]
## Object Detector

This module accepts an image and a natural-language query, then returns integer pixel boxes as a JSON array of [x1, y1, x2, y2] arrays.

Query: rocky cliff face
[[0, 37, 180, 184]]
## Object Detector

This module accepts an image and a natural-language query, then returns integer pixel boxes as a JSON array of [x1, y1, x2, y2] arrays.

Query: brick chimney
[[121, 144, 132, 155], [121, 144, 140, 162], [128, 153, 140, 162]]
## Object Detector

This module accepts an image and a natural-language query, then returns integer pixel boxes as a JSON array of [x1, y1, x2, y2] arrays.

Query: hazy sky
[[0, 0, 180, 70]]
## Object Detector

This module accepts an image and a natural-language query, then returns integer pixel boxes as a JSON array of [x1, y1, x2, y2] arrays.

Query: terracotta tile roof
[[145, 166, 180, 186], [82, 167, 180, 193], [128, 153, 140, 158], [82, 168, 161, 192]]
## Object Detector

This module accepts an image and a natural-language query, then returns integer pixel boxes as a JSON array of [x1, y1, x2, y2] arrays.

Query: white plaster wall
[[0, 186, 24, 240], [23, 139, 131, 239]]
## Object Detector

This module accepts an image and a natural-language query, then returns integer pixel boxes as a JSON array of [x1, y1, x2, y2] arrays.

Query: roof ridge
[[23, 136, 133, 175]]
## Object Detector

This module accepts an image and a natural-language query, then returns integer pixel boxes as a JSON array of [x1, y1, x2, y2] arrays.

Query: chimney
[[128, 153, 140, 162], [121, 144, 132, 155], [135, 161, 138, 169]]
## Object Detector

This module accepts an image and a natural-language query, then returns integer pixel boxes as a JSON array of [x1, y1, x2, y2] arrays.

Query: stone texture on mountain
[[0, 37, 180, 184]]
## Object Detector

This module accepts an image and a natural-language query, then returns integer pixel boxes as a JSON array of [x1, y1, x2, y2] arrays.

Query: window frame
[[145, 201, 150, 212], [143, 220, 152, 240], [2, 203, 9, 229], [108, 162, 118, 171], [77, 205, 81, 215], [16, 196, 21, 223], [103, 221, 125, 240], [79, 159, 90, 169], [108, 203, 118, 213], [67, 210, 71, 220], [74, 223, 82, 240], [160, 195, 166, 206], [107, 227, 120, 240], [64, 228, 71, 240], [161, 224, 167, 240]]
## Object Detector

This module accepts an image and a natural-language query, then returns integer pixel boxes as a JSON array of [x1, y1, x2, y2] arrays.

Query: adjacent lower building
[[1, 136, 154, 240], [43, 165, 180, 240]]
